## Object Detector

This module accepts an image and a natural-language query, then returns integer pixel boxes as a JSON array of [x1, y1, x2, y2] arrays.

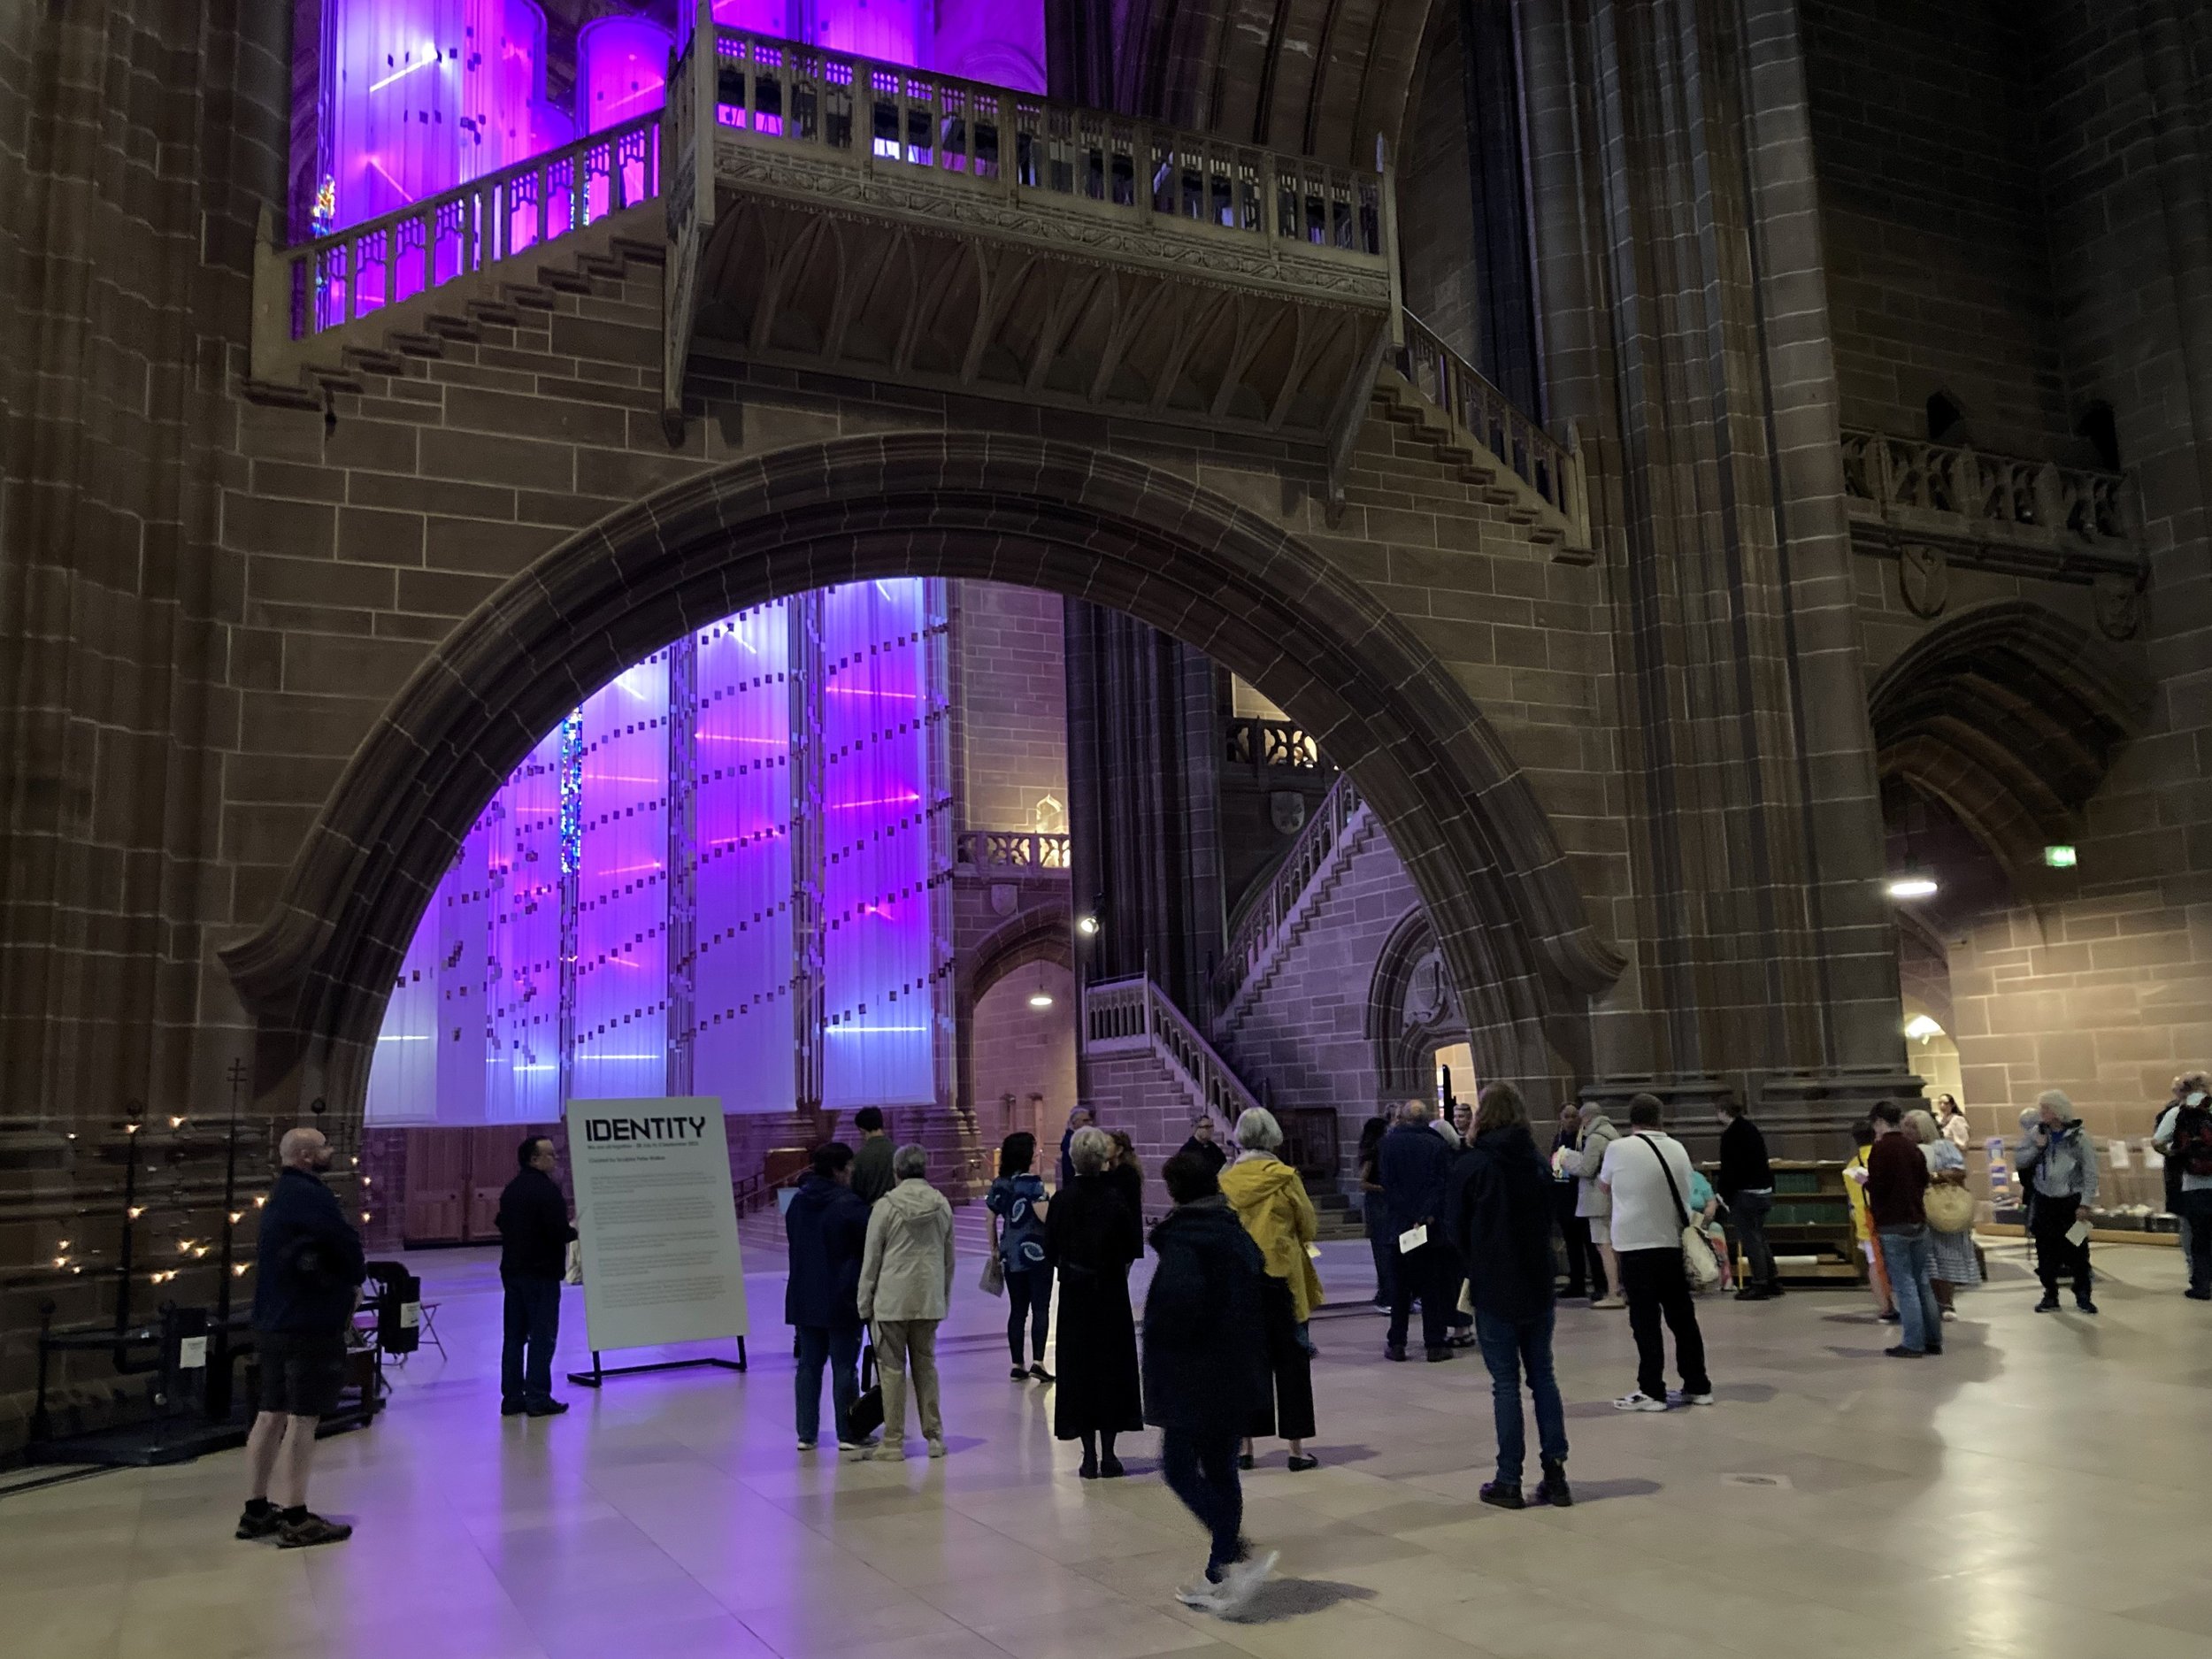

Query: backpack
[[2170, 1102, 2212, 1179]]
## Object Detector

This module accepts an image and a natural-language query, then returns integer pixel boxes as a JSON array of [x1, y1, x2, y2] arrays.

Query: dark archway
[[220, 432, 1621, 1117], [1870, 599, 2152, 878]]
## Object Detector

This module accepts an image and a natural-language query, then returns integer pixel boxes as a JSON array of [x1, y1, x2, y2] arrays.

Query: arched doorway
[[221, 432, 1621, 1121]]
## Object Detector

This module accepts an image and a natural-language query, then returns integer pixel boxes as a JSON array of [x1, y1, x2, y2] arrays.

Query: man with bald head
[[236, 1126, 365, 1548]]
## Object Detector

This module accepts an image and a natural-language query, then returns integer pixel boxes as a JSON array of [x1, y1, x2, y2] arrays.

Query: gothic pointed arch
[[220, 432, 1620, 1118]]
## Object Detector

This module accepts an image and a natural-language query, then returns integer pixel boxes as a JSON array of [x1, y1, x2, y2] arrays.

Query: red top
[[1865, 1133, 1928, 1228]]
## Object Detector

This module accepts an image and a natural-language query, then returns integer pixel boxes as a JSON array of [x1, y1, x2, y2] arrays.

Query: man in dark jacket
[[1447, 1084, 1571, 1510], [785, 1141, 872, 1451], [1144, 1150, 1277, 1616], [1715, 1100, 1780, 1300], [237, 1126, 365, 1550], [1378, 1100, 1457, 1362], [849, 1108, 896, 1204], [1176, 1115, 1228, 1178], [496, 1135, 577, 1418]]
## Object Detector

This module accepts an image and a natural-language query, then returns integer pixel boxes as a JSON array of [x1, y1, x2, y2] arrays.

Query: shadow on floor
[[1713, 1382, 1778, 1403], [1223, 1578, 1378, 1623], [1550, 1476, 1661, 1502]]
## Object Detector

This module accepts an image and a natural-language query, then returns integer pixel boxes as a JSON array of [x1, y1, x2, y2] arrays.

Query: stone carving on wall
[[2093, 572, 2143, 641], [1269, 790, 1308, 836], [1899, 542, 1949, 618], [1402, 950, 1448, 1027]]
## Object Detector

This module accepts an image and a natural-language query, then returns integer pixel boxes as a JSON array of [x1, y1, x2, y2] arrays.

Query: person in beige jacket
[[856, 1143, 956, 1462]]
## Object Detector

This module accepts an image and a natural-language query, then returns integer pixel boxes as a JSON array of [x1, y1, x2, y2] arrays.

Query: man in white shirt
[[1599, 1094, 1712, 1411]]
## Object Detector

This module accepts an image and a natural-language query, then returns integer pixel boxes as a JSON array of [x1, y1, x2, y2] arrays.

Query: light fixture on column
[[1075, 916, 1099, 938], [1885, 872, 1939, 901], [1903, 1014, 1943, 1043]]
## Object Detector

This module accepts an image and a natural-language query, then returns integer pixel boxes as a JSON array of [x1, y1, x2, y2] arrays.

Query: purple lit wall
[[820, 580, 940, 1108], [571, 654, 671, 1102], [365, 584, 948, 1125], [691, 604, 797, 1114], [710, 0, 1042, 89], [487, 727, 565, 1121], [319, 0, 565, 233]]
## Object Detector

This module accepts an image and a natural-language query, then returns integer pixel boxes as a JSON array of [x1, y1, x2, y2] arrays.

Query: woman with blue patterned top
[[987, 1132, 1055, 1380]]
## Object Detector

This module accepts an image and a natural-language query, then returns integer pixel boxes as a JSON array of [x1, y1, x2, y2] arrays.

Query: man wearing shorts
[[235, 1126, 365, 1548]]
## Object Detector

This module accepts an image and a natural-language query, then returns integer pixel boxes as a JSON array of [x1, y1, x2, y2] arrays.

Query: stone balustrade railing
[[954, 829, 1070, 874], [251, 113, 661, 383], [1214, 772, 1364, 1012], [1839, 426, 2138, 574], [1397, 311, 1588, 543], [1224, 718, 1331, 776], [1083, 975, 1260, 1132]]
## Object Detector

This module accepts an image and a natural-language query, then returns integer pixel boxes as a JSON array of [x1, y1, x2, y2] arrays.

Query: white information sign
[[565, 1097, 749, 1354]]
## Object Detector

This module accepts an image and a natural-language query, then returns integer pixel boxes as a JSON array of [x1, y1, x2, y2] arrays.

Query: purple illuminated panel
[[434, 810, 493, 1121], [690, 605, 798, 1114], [485, 727, 563, 1122], [820, 580, 935, 1108], [364, 867, 443, 1125], [571, 655, 671, 1102], [711, 0, 1042, 89]]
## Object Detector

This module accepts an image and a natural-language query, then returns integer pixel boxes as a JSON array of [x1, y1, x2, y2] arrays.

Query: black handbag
[[848, 1332, 885, 1440]]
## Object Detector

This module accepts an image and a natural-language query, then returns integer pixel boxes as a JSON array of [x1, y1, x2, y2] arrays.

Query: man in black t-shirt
[[496, 1135, 578, 1417]]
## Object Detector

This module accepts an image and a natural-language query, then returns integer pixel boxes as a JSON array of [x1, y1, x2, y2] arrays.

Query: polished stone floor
[[3, 1231, 2206, 1659]]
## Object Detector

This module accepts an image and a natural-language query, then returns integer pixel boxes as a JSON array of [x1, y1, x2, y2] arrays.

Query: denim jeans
[[1473, 1307, 1567, 1482], [2177, 1189, 2212, 1294], [1730, 1187, 1778, 1286], [1878, 1225, 1941, 1353], [1160, 1425, 1244, 1577], [793, 1319, 862, 1444], [500, 1271, 561, 1404]]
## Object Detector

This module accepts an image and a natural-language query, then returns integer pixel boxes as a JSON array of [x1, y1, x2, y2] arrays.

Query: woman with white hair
[[1045, 1125, 1144, 1479], [856, 1144, 956, 1461], [1219, 1108, 1322, 1472]]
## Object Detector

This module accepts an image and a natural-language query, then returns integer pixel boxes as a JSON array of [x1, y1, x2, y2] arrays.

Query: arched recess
[[1869, 599, 2153, 878], [220, 432, 1621, 1118], [954, 903, 1078, 1168], [1366, 903, 1469, 1100]]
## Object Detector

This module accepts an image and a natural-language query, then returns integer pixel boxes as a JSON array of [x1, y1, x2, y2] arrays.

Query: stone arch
[[220, 432, 1621, 1117], [953, 902, 1077, 1171], [1869, 599, 2153, 876], [1365, 903, 1468, 1100]]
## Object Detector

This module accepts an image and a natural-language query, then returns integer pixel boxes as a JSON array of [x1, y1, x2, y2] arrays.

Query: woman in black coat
[[1045, 1125, 1145, 1478]]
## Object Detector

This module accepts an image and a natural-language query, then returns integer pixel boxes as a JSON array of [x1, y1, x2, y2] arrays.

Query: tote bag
[[1643, 1137, 1723, 1291]]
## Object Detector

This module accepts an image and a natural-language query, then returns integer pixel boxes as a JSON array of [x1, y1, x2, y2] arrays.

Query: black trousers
[[1161, 1425, 1244, 1576], [2028, 1194, 2093, 1298], [1005, 1265, 1052, 1363], [1554, 1185, 1602, 1295], [1388, 1240, 1455, 1353], [1617, 1247, 1709, 1402], [500, 1271, 561, 1404]]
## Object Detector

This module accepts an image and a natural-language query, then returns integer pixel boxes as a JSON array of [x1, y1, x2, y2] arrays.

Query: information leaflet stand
[[564, 1097, 750, 1386]]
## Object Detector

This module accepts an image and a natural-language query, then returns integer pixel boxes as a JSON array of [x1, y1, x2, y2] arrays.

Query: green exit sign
[[2043, 845, 2078, 868]]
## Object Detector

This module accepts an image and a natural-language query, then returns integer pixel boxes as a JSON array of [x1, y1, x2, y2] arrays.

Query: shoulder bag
[[980, 1211, 1006, 1296], [1924, 1180, 1976, 1234], [1643, 1137, 1723, 1291]]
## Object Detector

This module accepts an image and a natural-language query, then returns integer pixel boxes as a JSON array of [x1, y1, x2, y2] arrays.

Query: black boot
[[1479, 1480, 1524, 1509], [1535, 1461, 1573, 1507]]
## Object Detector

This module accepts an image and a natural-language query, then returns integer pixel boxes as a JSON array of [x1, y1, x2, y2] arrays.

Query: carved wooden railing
[[1395, 311, 1588, 545], [954, 829, 1071, 873], [1214, 772, 1365, 1016], [1224, 717, 1331, 777], [1839, 427, 2138, 571], [693, 25, 1389, 275], [1084, 975, 1260, 1133], [251, 113, 662, 383]]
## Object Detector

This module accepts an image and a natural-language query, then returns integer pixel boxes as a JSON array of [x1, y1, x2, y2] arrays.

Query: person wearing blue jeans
[[1864, 1102, 1942, 1356], [1446, 1081, 1571, 1508], [784, 1141, 872, 1449]]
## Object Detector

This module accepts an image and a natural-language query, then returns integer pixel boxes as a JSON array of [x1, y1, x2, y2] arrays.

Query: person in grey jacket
[[856, 1144, 956, 1460], [1556, 1102, 1623, 1309], [2014, 1089, 2100, 1313]]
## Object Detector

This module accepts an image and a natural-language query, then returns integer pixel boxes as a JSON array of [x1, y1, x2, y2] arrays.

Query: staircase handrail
[[251, 111, 663, 381], [1084, 975, 1261, 1132], [1215, 772, 1364, 1012], [1394, 309, 1588, 546]]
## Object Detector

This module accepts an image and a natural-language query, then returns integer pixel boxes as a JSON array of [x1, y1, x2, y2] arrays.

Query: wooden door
[[466, 1127, 515, 1240], [403, 1130, 469, 1244], [1279, 1108, 1340, 1187]]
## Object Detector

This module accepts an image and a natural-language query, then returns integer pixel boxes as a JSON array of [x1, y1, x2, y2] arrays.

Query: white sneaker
[[1174, 1578, 1224, 1609], [797, 1439, 818, 1452], [1939, 1309, 1958, 1323], [926, 1437, 947, 1459], [1207, 1550, 1279, 1617], [1668, 1390, 1715, 1407], [1613, 1392, 1670, 1412], [867, 1442, 907, 1463]]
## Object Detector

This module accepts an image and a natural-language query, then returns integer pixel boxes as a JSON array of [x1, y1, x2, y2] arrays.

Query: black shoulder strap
[[1643, 1135, 1692, 1230]]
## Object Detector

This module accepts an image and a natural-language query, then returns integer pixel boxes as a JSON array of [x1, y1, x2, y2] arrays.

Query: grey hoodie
[[2014, 1123, 2099, 1207]]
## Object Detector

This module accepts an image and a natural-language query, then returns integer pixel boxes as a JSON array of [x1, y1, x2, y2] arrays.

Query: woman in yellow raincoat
[[1220, 1108, 1324, 1472]]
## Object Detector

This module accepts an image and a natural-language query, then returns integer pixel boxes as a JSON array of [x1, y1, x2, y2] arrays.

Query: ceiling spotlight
[[1027, 988, 1055, 1010], [1076, 916, 1099, 937], [1903, 1014, 1943, 1042], [1885, 875, 1939, 901]]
